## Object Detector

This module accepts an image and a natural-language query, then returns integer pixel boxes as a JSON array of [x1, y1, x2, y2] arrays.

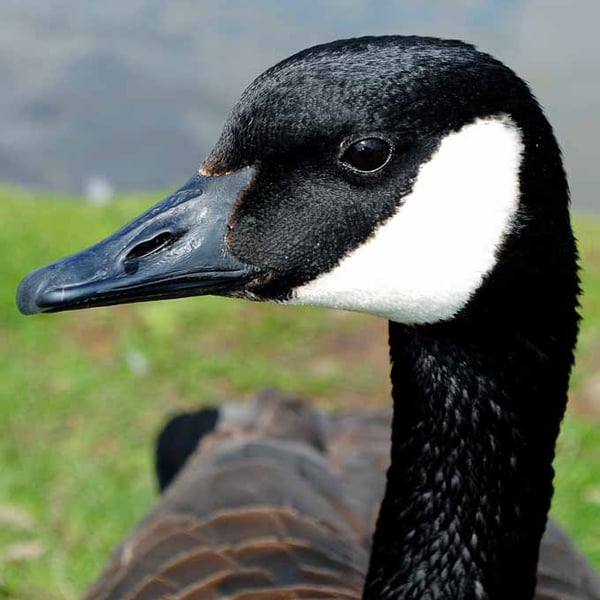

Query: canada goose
[[17, 36, 599, 599]]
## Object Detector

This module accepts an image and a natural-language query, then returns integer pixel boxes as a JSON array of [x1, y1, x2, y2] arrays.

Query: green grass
[[0, 187, 598, 598]]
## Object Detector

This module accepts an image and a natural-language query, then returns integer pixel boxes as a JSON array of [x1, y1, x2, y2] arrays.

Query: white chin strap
[[288, 115, 523, 324]]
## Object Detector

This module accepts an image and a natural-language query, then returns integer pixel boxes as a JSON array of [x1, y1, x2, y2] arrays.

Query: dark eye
[[340, 137, 391, 172]]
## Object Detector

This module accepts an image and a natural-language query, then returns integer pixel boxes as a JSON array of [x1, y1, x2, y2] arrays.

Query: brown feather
[[82, 392, 599, 600]]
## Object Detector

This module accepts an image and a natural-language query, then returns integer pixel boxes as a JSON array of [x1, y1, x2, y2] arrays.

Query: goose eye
[[340, 137, 391, 172]]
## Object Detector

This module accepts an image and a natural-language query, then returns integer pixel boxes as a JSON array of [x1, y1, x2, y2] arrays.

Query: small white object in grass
[[0, 540, 45, 563], [125, 348, 150, 376], [85, 176, 114, 206], [0, 504, 35, 530]]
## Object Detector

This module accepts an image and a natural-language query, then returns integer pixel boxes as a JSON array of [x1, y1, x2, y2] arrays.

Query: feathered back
[[83, 391, 599, 600]]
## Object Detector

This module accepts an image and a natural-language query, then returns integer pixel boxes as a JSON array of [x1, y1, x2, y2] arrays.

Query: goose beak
[[17, 169, 260, 315]]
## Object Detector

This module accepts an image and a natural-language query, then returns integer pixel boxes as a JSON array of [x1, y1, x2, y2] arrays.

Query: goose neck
[[363, 318, 573, 600]]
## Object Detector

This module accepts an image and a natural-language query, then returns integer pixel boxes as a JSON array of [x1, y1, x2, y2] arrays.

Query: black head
[[17, 36, 576, 334], [203, 37, 540, 296]]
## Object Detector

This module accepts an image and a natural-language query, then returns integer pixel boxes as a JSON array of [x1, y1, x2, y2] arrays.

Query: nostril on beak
[[123, 231, 180, 274]]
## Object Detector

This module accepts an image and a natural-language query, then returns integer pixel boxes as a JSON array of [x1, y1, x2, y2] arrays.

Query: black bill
[[17, 169, 261, 315]]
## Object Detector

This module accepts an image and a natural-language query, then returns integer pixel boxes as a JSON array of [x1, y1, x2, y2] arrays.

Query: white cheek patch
[[287, 116, 523, 324]]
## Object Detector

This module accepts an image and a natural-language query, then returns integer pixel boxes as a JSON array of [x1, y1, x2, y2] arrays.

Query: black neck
[[361, 107, 578, 599], [363, 303, 577, 599]]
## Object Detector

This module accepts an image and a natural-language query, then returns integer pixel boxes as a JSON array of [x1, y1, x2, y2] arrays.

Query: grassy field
[[0, 186, 599, 599]]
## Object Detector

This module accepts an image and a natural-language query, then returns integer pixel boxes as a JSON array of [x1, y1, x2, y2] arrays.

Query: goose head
[[17, 35, 576, 334]]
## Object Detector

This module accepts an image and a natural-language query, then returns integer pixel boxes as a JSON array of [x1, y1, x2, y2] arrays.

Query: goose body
[[78, 394, 599, 600], [17, 36, 599, 599]]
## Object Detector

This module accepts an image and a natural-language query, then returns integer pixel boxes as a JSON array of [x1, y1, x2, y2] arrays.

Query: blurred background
[[1, 0, 599, 210], [0, 1, 598, 598]]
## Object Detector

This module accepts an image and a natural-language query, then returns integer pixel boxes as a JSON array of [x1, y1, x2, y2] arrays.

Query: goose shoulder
[[83, 392, 373, 600]]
